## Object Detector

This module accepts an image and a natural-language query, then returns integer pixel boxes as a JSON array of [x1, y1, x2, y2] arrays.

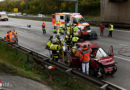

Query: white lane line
[[119, 44, 128, 47], [116, 30, 130, 33], [114, 56, 130, 61], [102, 80, 127, 90]]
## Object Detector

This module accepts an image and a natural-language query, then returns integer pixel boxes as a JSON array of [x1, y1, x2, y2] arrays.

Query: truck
[[0, 12, 8, 21], [52, 13, 97, 39]]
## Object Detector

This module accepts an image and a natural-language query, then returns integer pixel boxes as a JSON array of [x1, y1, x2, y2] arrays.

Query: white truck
[[0, 12, 8, 21], [52, 13, 97, 39]]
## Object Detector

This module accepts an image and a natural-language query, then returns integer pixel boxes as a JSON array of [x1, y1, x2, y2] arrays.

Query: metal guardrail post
[[27, 54, 30, 63], [99, 84, 108, 90], [15, 49, 18, 56]]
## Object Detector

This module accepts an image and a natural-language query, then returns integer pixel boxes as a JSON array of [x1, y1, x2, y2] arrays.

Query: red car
[[70, 41, 117, 77]]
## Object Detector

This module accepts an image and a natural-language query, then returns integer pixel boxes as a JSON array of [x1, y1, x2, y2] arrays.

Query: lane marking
[[116, 30, 130, 33], [119, 44, 128, 47], [102, 80, 127, 90], [114, 56, 130, 62]]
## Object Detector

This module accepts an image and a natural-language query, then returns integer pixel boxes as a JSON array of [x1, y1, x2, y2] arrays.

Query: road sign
[[14, 8, 18, 12]]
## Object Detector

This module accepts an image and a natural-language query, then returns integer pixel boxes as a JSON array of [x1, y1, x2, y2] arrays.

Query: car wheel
[[111, 66, 117, 75], [96, 66, 104, 78]]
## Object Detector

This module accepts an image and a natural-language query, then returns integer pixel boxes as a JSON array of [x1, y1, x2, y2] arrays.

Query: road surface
[[0, 18, 130, 89]]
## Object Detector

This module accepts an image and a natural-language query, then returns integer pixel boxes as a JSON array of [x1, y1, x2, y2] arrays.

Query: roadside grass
[[0, 41, 99, 90]]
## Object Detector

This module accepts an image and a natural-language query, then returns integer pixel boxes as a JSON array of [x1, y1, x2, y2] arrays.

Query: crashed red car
[[70, 41, 117, 77]]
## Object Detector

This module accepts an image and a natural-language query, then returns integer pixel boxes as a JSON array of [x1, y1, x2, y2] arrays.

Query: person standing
[[99, 24, 105, 36], [42, 22, 46, 34], [108, 24, 114, 37], [80, 45, 92, 75], [12, 29, 18, 44], [50, 39, 61, 62]]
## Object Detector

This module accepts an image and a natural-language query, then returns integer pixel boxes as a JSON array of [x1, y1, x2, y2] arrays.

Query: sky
[[0, 0, 4, 1]]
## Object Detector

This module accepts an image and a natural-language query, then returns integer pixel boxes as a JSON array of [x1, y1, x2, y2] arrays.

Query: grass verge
[[0, 41, 99, 90]]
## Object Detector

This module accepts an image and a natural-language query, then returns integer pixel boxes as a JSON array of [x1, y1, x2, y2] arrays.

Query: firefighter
[[72, 34, 79, 46], [65, 34, 72, 51], [71, 45, 79, 55], [42, 22, 46, 34], [53, 25, 57, 34], [5, 31, 10, 42], [80, 45, 92, 75], [50, 39, 61, 62], [67, 25, 71, 35], [56, 35, 61, 44], [59, 25, 64, 35], [8, 30, 16, 44], [108, 24, 114, 37], [46, 36, 53, 49], [12, 30, 18, 44], [46, 36, 53, 58], [73, 24, 78, 36]]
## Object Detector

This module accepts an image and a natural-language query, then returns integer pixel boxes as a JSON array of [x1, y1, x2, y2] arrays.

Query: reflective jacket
[[50, 44, 60, 51], [75, 48, 83, 57], [13, 31, 17, 38], [65, 35, 72, 46], [5, 33, 9, 41], [46, 40, 52, 49], [72, 47, 77, 54], [83, 30, 87, 35], [9, 32, 15, 43], [109, 24, 114, 31], [72, 36, 79, 43], [80, 48, 92, 62], [73, 26, 78, 33], [42, 23, 45, 27], [53, 29, 57, 33]]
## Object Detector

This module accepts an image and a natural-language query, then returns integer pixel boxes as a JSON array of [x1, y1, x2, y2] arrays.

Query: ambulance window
[[60, 16, 64, 20], [73, 18, 77, 24]]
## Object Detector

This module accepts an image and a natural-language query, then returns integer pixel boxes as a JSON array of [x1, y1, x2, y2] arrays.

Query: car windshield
[[96, 48, 108, 58]]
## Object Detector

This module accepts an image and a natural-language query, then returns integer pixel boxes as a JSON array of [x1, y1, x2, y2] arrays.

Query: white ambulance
[[0, 12, 8, 21], [52, 13, 90, 30]]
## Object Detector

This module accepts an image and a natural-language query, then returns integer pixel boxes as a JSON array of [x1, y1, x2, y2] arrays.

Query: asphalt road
[[0, 18, 130, 90], [0, 73, 52, 90]]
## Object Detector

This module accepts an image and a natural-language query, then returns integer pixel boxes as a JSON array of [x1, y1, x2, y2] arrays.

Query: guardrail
[[9, 15, 52, 21], [9, 15, 130, 29], [0, 37, 126, 90]]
